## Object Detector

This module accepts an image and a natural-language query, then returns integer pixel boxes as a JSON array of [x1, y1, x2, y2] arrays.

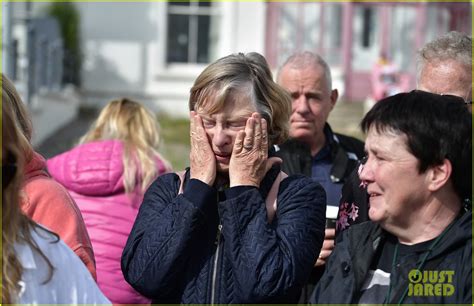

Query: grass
[[157, 114, 190, 171]]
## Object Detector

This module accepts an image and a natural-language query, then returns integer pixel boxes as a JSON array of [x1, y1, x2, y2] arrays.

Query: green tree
[[45, 2, 82, 86]]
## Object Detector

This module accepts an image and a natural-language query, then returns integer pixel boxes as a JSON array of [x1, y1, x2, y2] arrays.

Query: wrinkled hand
[[229, 113, 281, 187], [189, 111, 216, 186], [315, 228, 335, 267]]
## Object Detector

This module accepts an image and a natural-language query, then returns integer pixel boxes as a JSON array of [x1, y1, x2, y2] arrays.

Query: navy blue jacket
[[121, 166, 326, 303]]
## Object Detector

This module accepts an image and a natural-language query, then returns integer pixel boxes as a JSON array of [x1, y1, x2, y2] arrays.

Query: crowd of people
[[2, 31, 471, 305]]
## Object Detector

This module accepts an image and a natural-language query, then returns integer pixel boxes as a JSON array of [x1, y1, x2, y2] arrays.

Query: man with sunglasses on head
[[336, 31, 472, 235], [417, 31, 472, 110]]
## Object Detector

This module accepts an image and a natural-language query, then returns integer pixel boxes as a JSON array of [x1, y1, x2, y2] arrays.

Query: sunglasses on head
[[440, 94, 472, 107], [414, 89, 471, 106], [417, 90, 472, 107], [441, 85, 472, 106]]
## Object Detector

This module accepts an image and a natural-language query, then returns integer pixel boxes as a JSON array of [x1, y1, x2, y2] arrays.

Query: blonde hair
[[79, 98, 170, 193], [2, 74, 34, 161], [2, 94, 55, 304], [189, 52, 291, 145]]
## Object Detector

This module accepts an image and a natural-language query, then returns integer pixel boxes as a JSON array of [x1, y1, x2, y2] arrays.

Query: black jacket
[[121, 166, 326, 304], [274, 124, 364, 182], [274, 124, 364, 302], [310, 211, 472, 304]]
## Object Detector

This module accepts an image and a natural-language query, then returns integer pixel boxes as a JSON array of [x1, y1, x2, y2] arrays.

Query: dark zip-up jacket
[[274, 124, 365, 182], [121, 166, 326, 303], [274, 123, 364, 302], [310, 211, 472, 304]]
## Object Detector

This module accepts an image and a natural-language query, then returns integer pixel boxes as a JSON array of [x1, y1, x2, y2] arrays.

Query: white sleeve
[[17, 227, 111, 305]]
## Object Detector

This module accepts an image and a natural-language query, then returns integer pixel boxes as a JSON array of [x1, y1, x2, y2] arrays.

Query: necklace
[[383, 220, 456, 305]]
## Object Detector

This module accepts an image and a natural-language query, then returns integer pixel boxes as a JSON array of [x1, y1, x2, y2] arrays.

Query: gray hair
[[416, 31, 472, 83], [189, 52, 292, 145], [277, 51, 333, 91]]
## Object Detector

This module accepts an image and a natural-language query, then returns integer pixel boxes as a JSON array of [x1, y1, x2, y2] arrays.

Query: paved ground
[[35, 107, 98, 159]]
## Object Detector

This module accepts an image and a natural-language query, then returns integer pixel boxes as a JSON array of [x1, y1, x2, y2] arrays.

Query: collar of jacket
[[182, 164, 281, 200], [324, 123, 350, 183], [274, 123, 355, 182], [342, 210, 472, 295], [24, 151, 49, 181], [425, 209, 471, 259]]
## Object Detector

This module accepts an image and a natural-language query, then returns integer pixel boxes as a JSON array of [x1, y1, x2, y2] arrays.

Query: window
[[322, 4, 343, 66], [166, 1, 219, 64], [361, 7, 373, 48], [269, 3, 344, 68], [352, 6, 380, 71]]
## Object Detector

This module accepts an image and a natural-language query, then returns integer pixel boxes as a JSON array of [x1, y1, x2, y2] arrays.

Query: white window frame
[[166, 2, 220, 64]]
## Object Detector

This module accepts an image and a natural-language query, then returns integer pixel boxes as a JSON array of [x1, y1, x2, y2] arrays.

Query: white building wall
[[232, 2, 266, 54], [74, 3, 159, 105], [73, 2, 266, 117]]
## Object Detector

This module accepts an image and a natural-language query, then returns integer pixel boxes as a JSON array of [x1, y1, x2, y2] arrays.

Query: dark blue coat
[[121, 166, 326, 303]]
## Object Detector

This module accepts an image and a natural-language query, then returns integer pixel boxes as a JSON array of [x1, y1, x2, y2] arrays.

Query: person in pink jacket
[[2, 74, 97, 280], [47, 98, 172, 304], [2, 76, 110, 305]]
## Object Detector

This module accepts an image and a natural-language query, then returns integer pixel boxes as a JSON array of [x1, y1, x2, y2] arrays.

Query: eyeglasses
[[437, 92, 471, 107], [417, 85, 472, 107], [463, 84, 472, 106]]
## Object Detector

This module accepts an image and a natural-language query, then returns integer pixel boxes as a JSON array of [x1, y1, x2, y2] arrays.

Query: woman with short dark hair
[[311, 90, 472, 305]]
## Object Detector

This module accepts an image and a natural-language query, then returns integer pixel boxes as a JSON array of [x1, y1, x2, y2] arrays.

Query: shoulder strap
[[175, 170, 288, 223], [266, 171, 288, 223]]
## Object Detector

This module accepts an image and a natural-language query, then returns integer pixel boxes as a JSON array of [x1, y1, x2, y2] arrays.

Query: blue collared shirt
[[311, 139, 342, 208]]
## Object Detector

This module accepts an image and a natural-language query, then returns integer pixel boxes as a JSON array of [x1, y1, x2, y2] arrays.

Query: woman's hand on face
[[229, 113, 281, 187], [189, 111, 216, 186]]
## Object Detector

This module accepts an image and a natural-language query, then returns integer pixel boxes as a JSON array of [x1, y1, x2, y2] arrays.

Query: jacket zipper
[[210, 223, 223, 305]]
